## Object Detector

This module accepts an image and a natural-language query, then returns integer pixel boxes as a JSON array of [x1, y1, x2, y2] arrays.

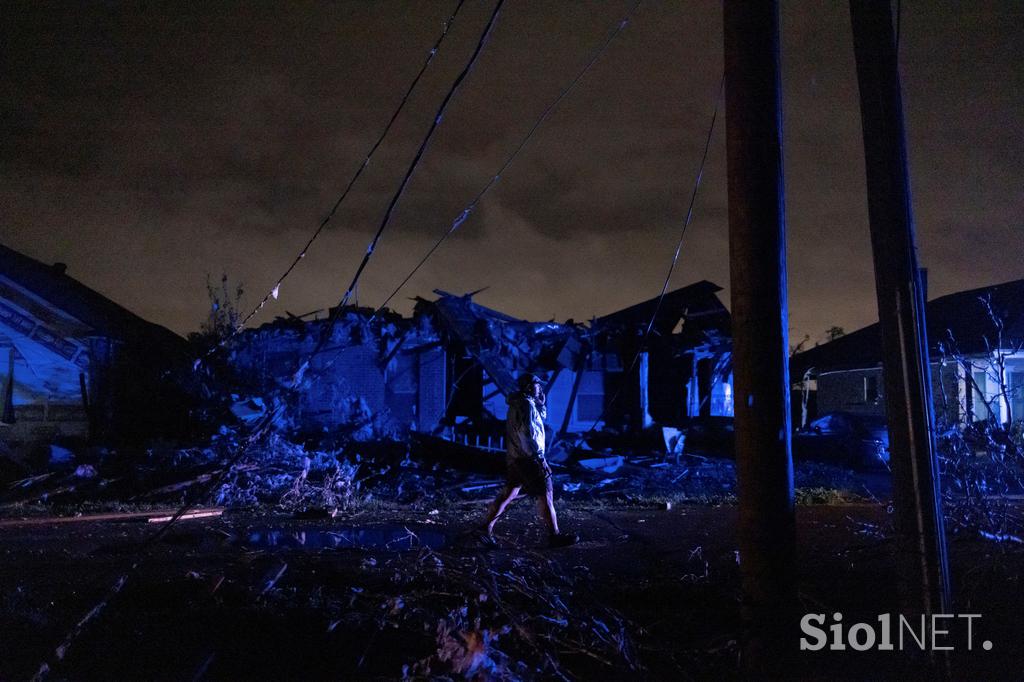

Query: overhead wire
[[143, 0, 512, 555], [149, 0, 508, 554], [578, 73, 725, 439], [217, 0, 468, 347], [292, 0, 507, 385], [309, 0, 644, 382], [155, 0, 509, 541], [147, 0, 510, 547], [152, 0, 513, 541], [29, 3, 497, 675], [371, 0, 645, 319]]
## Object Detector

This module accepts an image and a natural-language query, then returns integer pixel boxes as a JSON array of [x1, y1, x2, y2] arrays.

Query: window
[[864, 375, 879, 403], [972, 371, 992, 421], [1009, 371, 1024, 424], [710, 374, 734, 416], [388, 353, 417, 394], [387, 352, 417, 425]]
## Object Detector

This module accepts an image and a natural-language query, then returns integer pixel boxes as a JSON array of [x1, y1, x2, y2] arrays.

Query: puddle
[[244, 525, 449, 551]]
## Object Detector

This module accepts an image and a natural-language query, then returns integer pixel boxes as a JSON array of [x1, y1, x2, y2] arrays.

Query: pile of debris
[[1, 420, 884, 523], [294, 547, 644, 679]]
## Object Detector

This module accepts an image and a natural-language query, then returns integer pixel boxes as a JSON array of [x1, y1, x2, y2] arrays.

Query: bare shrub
[[935, 296, 1024, 542]]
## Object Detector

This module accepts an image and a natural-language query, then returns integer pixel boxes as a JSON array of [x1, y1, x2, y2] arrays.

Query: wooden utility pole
[[849, 0, 951, 619], [723, 0, 797, 672]]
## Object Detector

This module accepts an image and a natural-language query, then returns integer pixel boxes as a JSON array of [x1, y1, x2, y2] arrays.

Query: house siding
[[817, 367, 885, 416], [817, 362, 967, 425]]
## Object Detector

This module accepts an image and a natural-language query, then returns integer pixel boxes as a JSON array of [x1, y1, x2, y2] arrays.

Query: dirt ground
[[0, 498, 1021, 681]]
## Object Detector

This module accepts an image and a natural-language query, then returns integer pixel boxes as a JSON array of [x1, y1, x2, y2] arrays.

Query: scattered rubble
[[0, 423, 891, 522]]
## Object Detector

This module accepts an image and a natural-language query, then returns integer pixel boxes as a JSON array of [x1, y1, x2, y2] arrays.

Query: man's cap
[[517, 373, 543, 390]]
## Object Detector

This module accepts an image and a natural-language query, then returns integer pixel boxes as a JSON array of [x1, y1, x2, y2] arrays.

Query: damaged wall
[[594, 281, 734, 430], [421, 283, 734, 439], [417, 291, 604, 437], [229, 310, 446, 441], [226, 282, 736, 448]]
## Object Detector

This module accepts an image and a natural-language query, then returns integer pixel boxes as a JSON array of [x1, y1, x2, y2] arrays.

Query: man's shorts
[[507, 456, 552, 497]]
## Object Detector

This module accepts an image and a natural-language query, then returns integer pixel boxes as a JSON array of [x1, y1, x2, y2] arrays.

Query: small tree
[[789, 333, 811, 356], [185, 274, 250, 435], [934, 295, 1023, 542], [191, 273, 245, 346]]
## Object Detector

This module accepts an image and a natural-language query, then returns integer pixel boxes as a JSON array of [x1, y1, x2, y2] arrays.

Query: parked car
[[793, 412, 890, 471]]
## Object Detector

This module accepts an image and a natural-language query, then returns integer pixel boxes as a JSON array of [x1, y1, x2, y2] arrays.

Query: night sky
[[2, 1, 1021, 344]]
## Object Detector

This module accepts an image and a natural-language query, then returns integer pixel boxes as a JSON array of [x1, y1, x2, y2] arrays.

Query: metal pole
[[849, 0, 951, 620], [723, 0, 797, 671]]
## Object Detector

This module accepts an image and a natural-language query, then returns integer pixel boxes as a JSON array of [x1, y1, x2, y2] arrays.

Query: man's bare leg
[[484, 485, 521, 535], [537, 489, 560, 536]]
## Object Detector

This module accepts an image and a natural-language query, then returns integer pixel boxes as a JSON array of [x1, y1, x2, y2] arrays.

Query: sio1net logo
[[800, 613, 992, 652]]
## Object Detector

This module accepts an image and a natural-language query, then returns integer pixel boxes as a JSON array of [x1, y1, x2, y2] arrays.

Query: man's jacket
[[506, 392, 546, 461]]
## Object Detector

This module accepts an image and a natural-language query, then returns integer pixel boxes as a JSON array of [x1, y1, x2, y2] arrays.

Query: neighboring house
[[0, 243, 191, 446], [790, 279, 1024, 427]]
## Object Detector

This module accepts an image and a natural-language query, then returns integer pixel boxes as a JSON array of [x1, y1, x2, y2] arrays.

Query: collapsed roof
[[415, 290, 585, 396], [415, 282, 732, 397], [594, 280, 732, 353]]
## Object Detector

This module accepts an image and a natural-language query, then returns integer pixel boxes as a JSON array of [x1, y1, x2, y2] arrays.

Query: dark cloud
[[1, 1, 1021, 343]]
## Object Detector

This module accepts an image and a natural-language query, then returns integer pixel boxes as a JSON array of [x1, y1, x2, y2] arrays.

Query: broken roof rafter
[[416, 290, 590, 396]]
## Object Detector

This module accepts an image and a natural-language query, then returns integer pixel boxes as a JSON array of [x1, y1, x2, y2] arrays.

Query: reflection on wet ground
[[244, 525, 449, 551]]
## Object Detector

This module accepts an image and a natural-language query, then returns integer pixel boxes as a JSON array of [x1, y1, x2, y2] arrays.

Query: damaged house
[[229, 295, 592, 449], [790, 278, 1024, 427], [228, 306, 446, 443], [411, 280, 733, 444], [414, 290, 598, 447], [593, 280, 734, 429], [227, 281, 735, 450], [0, 243, 191, 446]]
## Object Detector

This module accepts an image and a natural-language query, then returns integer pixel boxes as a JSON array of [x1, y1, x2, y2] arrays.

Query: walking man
[[481, 373, 576, 547]]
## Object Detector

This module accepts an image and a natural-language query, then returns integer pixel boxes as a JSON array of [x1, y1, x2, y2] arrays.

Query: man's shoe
[[475, 526, 499, 547], [548, 532, 578, 548]]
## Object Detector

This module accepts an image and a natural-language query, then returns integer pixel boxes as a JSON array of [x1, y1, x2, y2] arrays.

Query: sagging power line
[[219, 0, 469, 347], [578, 73, 724, 439], [309, 0, 645, 381], [291, 0, 508, 386]]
